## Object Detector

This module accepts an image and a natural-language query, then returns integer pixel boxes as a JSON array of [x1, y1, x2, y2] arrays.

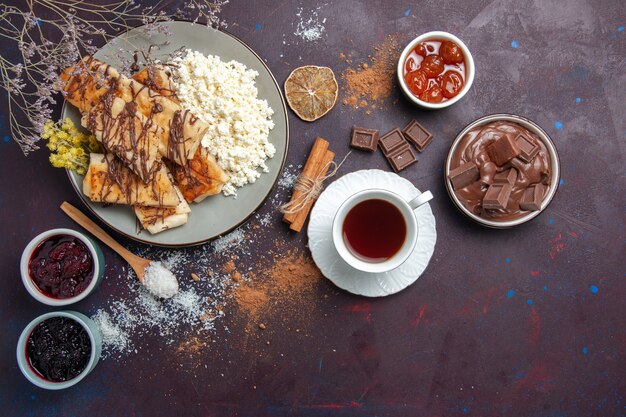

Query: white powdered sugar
[[294, 7, 327, 42], [91, 249, 231, 360], [93, 310, 130, 354], [143, 261, 179, 299], [170, 50, 275, 197]]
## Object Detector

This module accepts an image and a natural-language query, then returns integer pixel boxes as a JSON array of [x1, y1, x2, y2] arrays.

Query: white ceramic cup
[[332, 189, 433, 273]]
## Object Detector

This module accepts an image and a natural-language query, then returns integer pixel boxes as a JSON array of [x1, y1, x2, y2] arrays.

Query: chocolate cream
[[450, 121, 551, 221]]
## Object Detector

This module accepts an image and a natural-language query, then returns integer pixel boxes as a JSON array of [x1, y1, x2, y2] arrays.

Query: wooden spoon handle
[[60, 201, 138, 264]]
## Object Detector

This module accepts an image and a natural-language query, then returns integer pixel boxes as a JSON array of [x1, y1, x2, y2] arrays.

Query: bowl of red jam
[[20, 228, 104, 306], [17, 311, 102, 389], [397, 31, 475, 109]]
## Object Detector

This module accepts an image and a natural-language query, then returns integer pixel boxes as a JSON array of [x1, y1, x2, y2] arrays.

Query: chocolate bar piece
[[487, 133, 521, 166], [387, 144, 417, 172], [482, 183, 513, 210], [449, 162, 479, 190], [350, 126, 379, 151], [519, 184, 546, 211], [515, 133, 540, 163], [379, 128, 406, 154], [493, 168, 518, 185], [402, 119, 433, 152]]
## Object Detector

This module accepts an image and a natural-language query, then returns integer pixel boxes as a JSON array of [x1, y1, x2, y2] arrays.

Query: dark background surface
[[1, 0, 625, 416]]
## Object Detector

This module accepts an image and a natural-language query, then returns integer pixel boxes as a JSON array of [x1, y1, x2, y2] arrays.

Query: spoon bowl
[[61, 202, 153, 284]]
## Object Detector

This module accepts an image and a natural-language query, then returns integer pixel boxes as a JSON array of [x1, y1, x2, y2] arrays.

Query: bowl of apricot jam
[[20, 228, 104, 306], [397, 31, 474, 109]]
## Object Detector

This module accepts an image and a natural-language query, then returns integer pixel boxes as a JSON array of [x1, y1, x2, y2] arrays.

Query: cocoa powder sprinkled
[[232, 253, 322, 321], [234, 285, 269, 318], [342, 34, 401, 106]]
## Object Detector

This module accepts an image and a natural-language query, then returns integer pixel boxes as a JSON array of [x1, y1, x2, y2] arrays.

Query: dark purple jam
[[26, 317, 91, 382], [28, 234, 93, 299]]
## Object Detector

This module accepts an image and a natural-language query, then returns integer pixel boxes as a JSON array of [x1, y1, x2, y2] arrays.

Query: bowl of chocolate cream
[[445, 114, 560, 228]]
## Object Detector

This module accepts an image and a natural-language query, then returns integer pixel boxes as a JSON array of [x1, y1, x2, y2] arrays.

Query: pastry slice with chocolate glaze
[[61, 56, 207, 165], [83, 153, 180, 208], [167, 147, 230, 203], [132, 66, 179, 101], [82, 93, 161, 183], [132, 66, 230, 202], [134, 184, 191, 234]]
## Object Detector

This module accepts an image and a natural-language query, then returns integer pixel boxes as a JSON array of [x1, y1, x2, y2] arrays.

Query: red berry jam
[[28, 235, 93, 299], [403, 38, 466, 103], [27, 317, 91, 382]]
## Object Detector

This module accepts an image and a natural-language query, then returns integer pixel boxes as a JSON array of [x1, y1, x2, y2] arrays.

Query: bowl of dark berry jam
[[17, 311, 102, 389], [20, 228, 104, 306], [397, 31, 475, 109]]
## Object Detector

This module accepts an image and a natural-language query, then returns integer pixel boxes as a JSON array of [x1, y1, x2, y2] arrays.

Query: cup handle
[[407, 190, 433, 210]]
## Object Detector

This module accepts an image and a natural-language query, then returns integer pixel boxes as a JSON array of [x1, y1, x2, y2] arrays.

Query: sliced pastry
[[83, 153, 180, 207], [82, 93, 161, 183], [132, 67, 230, 202], [61, 56, 207, 165], [134, 185, 190, 234]]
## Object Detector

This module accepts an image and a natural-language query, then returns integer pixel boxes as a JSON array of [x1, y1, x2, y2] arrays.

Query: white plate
[[63, 21, 289, 247], [308, 169, 437, 297]]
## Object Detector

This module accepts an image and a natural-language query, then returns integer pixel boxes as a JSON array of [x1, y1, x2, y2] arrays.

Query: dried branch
[[0, 0, 228, 155]]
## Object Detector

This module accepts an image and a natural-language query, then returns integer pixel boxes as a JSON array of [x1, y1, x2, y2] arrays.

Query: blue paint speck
[[36, 19, 42, 27], [590, 285, 599, 294], [511, 40, 519, 49], [505, 257, 511, 263], [404, 8, 411, 17], [30, 394, 36, 400], [554, 121, 563, 130], [548, 218, 554, 225], [559, 178, 564, 186], [582, 346, 588, 355], [543, 285, 549, 291], [618, 25, 624, 32], [575, 97, 582, 104], [463, 407, 469, 414], [527, 299, 533, 305], [2, 135, 9, 142], [507, 289, 515, 298], [255, 23, 261, 30]]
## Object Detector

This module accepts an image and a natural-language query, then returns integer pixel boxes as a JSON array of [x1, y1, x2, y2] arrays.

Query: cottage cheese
[[170, 50, 275, 196]]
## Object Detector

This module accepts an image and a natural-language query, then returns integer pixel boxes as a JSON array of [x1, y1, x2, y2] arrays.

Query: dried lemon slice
[[284, 65, 338, 122]]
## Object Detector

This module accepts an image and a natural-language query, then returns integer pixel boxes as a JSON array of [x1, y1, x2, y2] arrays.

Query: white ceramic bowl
[[444, 114, 561, 228], [16, 311, 102, 390], [20, 228, 104, 306], [397, 31, 475, 109]]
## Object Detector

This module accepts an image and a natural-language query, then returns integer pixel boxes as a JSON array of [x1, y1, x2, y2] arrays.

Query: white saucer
[[308, 169, 437, 297]]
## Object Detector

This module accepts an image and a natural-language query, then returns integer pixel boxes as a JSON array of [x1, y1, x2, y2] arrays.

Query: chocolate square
[[448, 162, 479, 190], [402, 119, 433, 152], [387, 144, 417, 172], [519, 184, 546, 211], [482, 183, 513, 210], [515, 133, 540, 163], [350, 126, 379, 151], [486, 133, 521, 166], [379, 128, 406, 155], [493, 168, 518, 185]]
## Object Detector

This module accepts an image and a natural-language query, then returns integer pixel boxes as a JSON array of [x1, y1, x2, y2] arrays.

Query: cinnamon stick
[[289, 149, 335, 233], [283, 137, 329, 224]]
